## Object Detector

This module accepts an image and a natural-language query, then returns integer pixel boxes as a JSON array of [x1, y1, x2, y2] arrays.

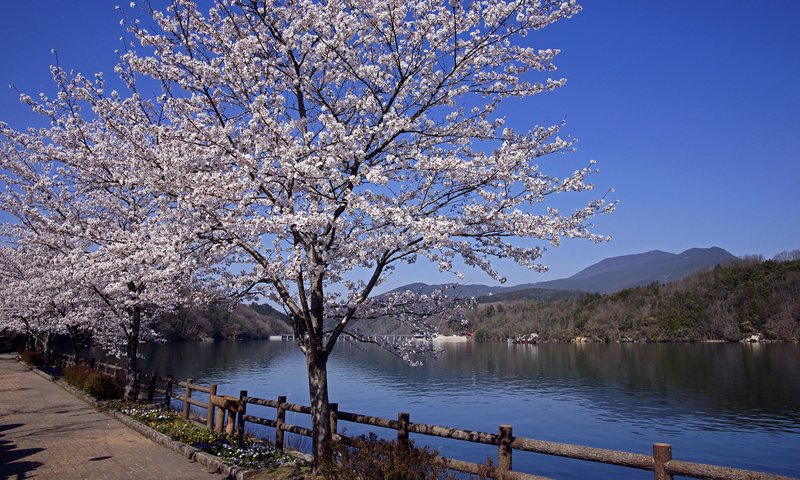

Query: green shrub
[[20, 350, 44, 366], [319, 433, 463, 480]]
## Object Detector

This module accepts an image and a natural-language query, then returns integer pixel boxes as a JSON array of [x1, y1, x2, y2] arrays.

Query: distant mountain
[[386, 247, 738, 299], [383, 282, 504, 298], [381, 282, 582, 304], [533, 247, 738, 293], [474, 287, 582, 303]]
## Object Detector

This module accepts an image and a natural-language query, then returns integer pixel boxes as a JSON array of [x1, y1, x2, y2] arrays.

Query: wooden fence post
[[164, 375, 173, 410], [397, 412, 410, 451], [653, 443, 672, 480], [225, 397, 237, 435], [215, 397, 226, 434], [275, 395, 287, 452], [207, 384, 218, 429], [134, 369, 143, 401], [147, 371, 157, 403], [237, 390, 247, 446], [329, 403, 339, 438], [498, 424, 513, 479], [182, 379, 193, 420]]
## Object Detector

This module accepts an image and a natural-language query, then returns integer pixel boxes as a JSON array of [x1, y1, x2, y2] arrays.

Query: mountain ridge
[[385, 247, 738, 300]]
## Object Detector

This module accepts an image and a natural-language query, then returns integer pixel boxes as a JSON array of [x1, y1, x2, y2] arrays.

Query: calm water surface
[[130, 341, 800, 479]]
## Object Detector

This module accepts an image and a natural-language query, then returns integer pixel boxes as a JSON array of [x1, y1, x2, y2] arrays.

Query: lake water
[[129, 341, 800, 479]]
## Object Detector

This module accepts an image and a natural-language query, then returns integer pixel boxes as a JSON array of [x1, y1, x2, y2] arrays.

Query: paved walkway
[[0, 353, 225, 479]]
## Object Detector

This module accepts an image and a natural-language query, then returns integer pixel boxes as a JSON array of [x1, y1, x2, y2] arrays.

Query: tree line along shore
[[137, 255, 799, 345], [5, 256, 794, 350], [466, 257, 800, 343]]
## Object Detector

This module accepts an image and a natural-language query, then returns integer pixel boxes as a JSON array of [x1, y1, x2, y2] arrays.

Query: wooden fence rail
[[165, 382, 795, 480], [49, 352, 163, 402], [43, 352, 796, 480]]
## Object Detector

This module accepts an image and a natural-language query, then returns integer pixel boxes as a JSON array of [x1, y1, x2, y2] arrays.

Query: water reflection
[[126, 341, 800, 478], [320, 342, 800, 431]]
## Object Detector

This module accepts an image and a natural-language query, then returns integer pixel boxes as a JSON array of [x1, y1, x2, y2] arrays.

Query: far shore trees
[[0, 0, 614, 467]]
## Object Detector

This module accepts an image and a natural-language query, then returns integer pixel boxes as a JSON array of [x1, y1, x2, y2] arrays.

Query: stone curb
[[26, 362, 258, 480]]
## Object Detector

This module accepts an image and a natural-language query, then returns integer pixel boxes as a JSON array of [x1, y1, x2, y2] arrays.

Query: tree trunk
[[67, 326, 82, 365], [124, 307, 141, 402], [306, 347, 332, 469], [25, 331, 34, 352], [41, 331, 52, 366]]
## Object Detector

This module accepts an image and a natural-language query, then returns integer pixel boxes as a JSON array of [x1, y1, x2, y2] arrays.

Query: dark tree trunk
[[124, 307, 141, 402], [67, 326, 84, 364], [306, 347, 332, 469], [41, 331, 52, 366]]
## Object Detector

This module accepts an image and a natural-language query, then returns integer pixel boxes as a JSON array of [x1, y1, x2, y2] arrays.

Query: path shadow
[[0, 423, 44, 479], [0, 424, 24, 433], [0, 388, 32, 393]]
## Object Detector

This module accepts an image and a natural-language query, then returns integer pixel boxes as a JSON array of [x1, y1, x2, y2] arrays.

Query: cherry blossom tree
[[0, 237, 68, 361], [0, 228, 116, 362], [0, 67, 209, 400], [113, 0, 615, 463]]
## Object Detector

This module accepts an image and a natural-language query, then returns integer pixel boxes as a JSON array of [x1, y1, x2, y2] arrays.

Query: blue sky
[[1, 1, 798, 289]]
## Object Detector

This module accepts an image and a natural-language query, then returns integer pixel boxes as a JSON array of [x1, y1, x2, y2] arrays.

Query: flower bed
[[117, 404, 293, 470]]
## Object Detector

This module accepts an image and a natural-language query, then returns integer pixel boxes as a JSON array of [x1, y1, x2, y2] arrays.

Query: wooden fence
[[49, 352, 160, 403], [160, 380, 795, 480], [46, 352, 796, 480]]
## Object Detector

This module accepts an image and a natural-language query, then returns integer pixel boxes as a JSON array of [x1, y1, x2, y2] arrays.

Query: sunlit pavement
[[0, 353, 225, 479]]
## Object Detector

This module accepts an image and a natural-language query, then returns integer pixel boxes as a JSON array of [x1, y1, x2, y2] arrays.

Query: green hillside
[[469, 258, 800, 342]]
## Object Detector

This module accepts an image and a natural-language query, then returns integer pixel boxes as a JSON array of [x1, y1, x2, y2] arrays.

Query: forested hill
[[152, 256, 799, 342], [469, 258, 800, 342], [155, 302, 291, 341]]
